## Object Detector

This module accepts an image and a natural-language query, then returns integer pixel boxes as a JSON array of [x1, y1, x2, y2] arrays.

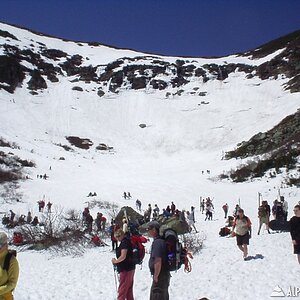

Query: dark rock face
[[97, 89, 105, 97], [0, 56, 26, 93], [66, 136, 93, 150], [0, 29, 18, 40], [224, 110, 300, 183], [0, 24, 300, 96], [72, 86, 83, 91], [27, 70, 47, 90]]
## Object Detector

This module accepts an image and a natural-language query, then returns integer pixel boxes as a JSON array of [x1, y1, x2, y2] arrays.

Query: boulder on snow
[[115, 206, 144, 227], [139, 124, 147, 128], [139, 216, 190, 235]]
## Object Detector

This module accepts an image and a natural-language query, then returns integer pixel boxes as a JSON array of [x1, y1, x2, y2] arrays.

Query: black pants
[[150, 271, 170, 300]]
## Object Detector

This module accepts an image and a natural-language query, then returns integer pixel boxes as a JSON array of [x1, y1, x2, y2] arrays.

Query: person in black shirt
[[147, 221, 170, 300], [289, 204, 300, 265], [112, 229, 135, 300]]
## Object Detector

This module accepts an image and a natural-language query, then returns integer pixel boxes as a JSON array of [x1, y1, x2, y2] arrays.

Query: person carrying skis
[[147, 221, 170, 300], [232, 209, 252, 260], [258, 201, 271, 235], [0, 232, 19, 300], [112, 229, 135, 300], [289, 204, 300, 265]]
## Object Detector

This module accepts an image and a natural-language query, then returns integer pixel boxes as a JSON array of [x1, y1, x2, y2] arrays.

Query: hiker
[[0, 232, 19, 299], [101, 214, 107, 232], [123, 192, 127, 200], [233, 204, 240, 218], [13, 231, 23, 245], [136, 199, 142, 212], [112, 229, 136, 300], [91, 234, 104, 247], [26, 211, 32, 224], [18, 215, 26, 225], [191, 206, 196, 222], [153, 205, 160, 219], [258, 201, 271, 235], [147, 221, 171, 300], [38, 200, 45, 212], [281, 196, 288, 221], [144, 204, 152, 223], [222, 203, 229, 219], [162, 209, 171, 219], [200, 199, 205, 214], [46, 201, 52, 213], [186, 211, 198, 233], [85, 213, 93, 233], [171, 202, 176, 215], [9, 210, 15, 223], [289, 204, 300, 265], [232, 209, 252, 260], [272, 200, 278, 219], [275, 200, 284, 221], [110, 220, 120, 252], [96, 213, 103, 231], [165, 205, 171, 215], [205, 205, 213, 221], [127, 192, 131, 199], [31, 216, 39, 226]]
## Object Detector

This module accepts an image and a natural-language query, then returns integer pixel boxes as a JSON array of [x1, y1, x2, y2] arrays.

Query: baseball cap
[[147, 221, 160, 230], [0, 232, 8, 248]]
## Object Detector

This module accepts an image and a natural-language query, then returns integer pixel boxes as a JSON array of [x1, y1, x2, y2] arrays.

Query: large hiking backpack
[[219, 227, 231, 237], [130, 235, 148, 265], [3, 250, 17, 272], [258, 206, 267, 218], [163, 229, 191, 272]]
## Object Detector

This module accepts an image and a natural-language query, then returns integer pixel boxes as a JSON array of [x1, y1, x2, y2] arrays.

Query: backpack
[[258, 206, 267, 218], [219, 227, 231, 237], [3, 250, 17, 272], [162, 229, 190, 272], [130, 235, 147, 265]]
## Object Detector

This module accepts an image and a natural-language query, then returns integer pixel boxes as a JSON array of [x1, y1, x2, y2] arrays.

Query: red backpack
[[130, 235, 148, 265]]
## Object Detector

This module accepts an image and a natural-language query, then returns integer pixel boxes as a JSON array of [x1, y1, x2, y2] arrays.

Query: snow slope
[[0, 23, 300, 300]]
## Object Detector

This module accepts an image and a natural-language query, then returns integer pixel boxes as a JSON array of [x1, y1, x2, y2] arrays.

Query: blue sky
[[1, 0, 300, 57]]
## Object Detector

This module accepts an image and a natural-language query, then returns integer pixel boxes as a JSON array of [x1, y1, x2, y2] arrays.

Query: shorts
[[236, 233, 249, 246], [294, 241, 300, 254]]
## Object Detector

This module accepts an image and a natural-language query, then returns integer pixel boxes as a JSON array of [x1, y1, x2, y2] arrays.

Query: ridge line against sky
[[1, 0, 300, 57]]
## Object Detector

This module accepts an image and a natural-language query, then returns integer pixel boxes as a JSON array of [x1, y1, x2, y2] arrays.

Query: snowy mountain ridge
[[0, 21, 300, 204]]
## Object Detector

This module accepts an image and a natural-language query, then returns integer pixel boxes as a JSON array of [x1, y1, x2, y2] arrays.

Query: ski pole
[[113, 265, 118, 296]]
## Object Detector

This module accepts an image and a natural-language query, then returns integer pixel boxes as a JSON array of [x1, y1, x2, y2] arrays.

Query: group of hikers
[[82, 207, 108, 234], [2, 210, 40, 229], [37, 199, 52, 213], [1, 193, 299, 300], [111, 220, 172, 300], [218, 196, 300, 264]]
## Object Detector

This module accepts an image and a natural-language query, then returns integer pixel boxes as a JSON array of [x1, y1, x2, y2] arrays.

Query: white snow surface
[[0, 23, 300, 300]]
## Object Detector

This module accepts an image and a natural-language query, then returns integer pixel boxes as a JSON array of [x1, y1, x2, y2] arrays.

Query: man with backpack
[[289, 204, 300, 265], [112, 229, 135, 300], [0, 232, 19, 300], [147, 221, 170, 300], [232, 209, 252, 260], [258, 201, 271, 235]]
